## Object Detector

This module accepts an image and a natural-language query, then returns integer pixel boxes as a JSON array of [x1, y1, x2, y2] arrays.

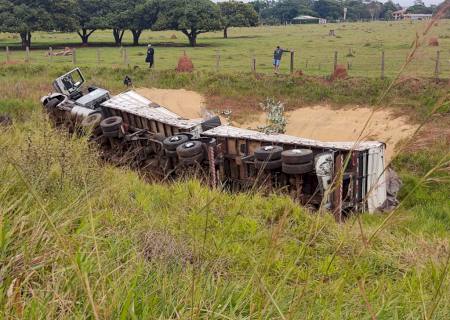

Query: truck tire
[[176, 141, 204, 158], [102, 129, 120, 138], [281, 149, 313, 164], [45, 98, 60, 110], [254, 146, 283, 161], [282, 162, 314, 175], [163, 135, 189, 151], [81, 113, 102, 128], [101, 116, 123, 132], [179, 152, 204, 165], [165, 149, 178, 158], [254, 159, 282, 170]]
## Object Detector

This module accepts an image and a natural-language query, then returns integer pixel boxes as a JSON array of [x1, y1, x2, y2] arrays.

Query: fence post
[[290, 50, 294, 74], [215, 50, 220, 71], [381, 51, 385, 79], [25, 46, 30, 63], [333, 51, 338, 72], [251, 54, 256, 73], [434, 50, 440, 81], [72, 48, 77, 65], [6, 46, 9, 63], [96, 48, 100, 64], [49, 47, 53, 63]]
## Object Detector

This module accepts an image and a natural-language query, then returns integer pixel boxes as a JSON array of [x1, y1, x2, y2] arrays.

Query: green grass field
[[0, 65, 449, 318], [1, 20, 450, 77]]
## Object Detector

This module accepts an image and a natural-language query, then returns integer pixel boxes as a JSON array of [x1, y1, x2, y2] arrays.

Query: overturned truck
[[41, 68, 388, 220]]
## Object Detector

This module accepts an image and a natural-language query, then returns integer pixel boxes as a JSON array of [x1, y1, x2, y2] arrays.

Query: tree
[[219, 1, 258, 39], [344, 0, 370, 21], [153, 0, 221, 47], [260, 0, 316, 24], [367, 1, 382, 20], [406, 4, 433, 14], [129, 0, 160, 46], [75, 0, 109, 45], [314, 0, 342, 20], [380, 1, 400, 20], [104, 0, 130, 46], [0, 0, 77, 48]]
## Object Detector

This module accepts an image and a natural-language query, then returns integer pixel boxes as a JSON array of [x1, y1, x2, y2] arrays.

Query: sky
[[213, 0, 445, 9]]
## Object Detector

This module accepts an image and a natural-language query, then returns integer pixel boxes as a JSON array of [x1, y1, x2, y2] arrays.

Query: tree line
[[0, 0, 440, 49], [0, 0, 258, 48], [249, 0, 438, 25]]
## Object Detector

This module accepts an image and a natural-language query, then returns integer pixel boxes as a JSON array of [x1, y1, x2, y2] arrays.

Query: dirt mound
[[331, 65, 348, 80], [243, 105, 418, 161], [428, 37, 439, 46], [136, 87, 205, 119], [136, 87, 417, 161], [176, 53, 194, 72]]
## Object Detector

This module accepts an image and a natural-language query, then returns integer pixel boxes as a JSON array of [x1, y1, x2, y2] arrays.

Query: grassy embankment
[[0, 65, 449, 318], [1, 20, 450, 77]]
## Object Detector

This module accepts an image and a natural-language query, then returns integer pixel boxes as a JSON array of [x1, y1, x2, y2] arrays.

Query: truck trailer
[[41, 68, 388, 220]]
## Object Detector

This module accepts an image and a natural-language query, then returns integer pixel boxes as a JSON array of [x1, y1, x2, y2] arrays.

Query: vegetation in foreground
[[0, 105, 449, 319], [0, 63, 449, 318]]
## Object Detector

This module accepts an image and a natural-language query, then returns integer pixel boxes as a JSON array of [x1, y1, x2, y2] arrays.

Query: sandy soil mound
[[136, 88, 205, 119], [136, 88, 417, 161], [243, 105, 417, 160]]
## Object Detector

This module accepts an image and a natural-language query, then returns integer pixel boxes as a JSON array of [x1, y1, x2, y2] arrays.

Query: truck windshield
[[54, 68, 85, 95]]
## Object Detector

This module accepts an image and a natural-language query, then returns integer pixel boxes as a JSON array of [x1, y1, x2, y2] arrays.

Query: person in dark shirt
[[146, 44, 154, 68], [273, 46, 289, 74]]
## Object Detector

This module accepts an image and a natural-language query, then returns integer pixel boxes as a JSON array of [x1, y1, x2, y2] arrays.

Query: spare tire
[[100, 116, 123, 132], [176, 141, 204, 158], [81, 113, 102, 128], [254, 159, 282, 170], [254, 146, 283, 161], [281, 149, 313, 164], [282, 162, 314, 175], [163, 135, 189, 151], [179, 152, 204, 165]]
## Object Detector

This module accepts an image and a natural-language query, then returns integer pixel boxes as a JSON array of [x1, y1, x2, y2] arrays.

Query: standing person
[[146, 44, 154, 68], [273, 46, 289, 74]]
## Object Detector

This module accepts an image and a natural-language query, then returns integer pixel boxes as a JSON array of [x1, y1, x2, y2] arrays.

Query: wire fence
[[1, 45, 449, 79]]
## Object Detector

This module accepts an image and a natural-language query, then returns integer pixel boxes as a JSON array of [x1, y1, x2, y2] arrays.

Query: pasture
[[1, 20, 450, 77]]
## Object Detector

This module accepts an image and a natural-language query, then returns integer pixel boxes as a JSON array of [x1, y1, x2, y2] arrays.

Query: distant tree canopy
[[76, 0, 109, 45], [0, 0, 77, 48], [0, 0, 439, 48], [153, 0, 221, 47], [219, 1, 259, 39], [406, 4, 433, 14]]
